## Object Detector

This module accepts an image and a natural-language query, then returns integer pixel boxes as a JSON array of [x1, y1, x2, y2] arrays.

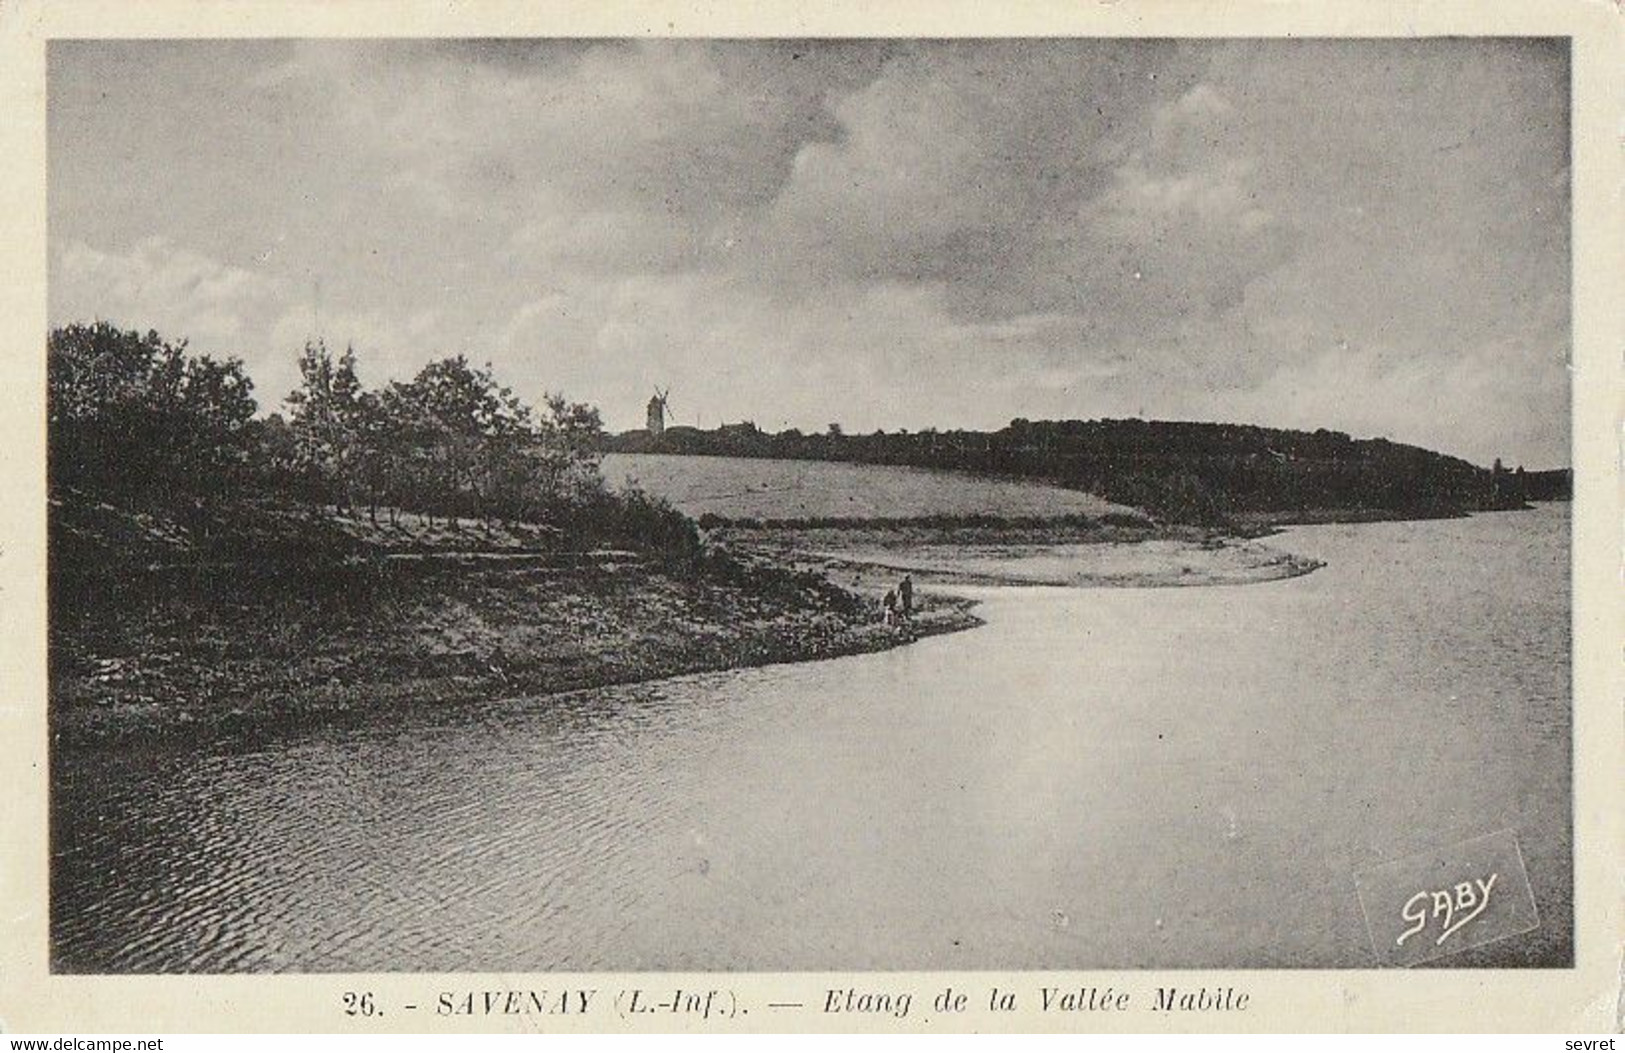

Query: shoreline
[[807, 543, 1322, 590], [716, 521, 1325, 590]]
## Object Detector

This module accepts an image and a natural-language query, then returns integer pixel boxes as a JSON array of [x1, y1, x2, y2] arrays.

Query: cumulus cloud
[[52, 237, 282, 353], [48, 38, 1570, 464]]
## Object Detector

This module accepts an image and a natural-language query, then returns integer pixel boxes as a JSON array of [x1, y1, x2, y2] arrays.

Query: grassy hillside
[[600, 452, 1145, 524]]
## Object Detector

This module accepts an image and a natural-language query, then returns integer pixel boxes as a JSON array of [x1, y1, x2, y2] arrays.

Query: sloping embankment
[[50, 551, 979, 748]]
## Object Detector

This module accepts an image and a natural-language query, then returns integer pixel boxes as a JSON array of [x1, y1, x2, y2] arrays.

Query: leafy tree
[[525, 393, 604, 515], [48, 322, 256, 507], [285, 340, 366, 510], [376, 356, 532, 523], [385, 355, 534, 438], [368, 357, 608, 530], [50, 321, 696, 561]]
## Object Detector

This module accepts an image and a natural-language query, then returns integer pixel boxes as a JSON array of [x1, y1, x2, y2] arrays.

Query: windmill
[[646, 386, 671, 436]]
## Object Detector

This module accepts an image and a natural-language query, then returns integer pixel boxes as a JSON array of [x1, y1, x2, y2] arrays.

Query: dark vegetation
[[609, 418, 1562, 527], [49, 322, 945, 745], [49, 322, 701, 573], [1513, 467, 1572, 501]]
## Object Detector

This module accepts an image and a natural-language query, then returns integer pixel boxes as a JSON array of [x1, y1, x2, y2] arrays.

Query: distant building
[[647, 388, 669, 436]]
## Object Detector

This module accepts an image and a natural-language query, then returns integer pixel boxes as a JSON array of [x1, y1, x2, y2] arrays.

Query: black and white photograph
[[42, 34, 1577, 979]]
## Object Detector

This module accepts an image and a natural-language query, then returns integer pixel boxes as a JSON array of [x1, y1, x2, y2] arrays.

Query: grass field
[[600, 452, 1144, 523]]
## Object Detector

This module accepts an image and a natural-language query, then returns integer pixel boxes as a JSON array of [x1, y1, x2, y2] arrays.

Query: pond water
[[52, 505, 1570, 972]]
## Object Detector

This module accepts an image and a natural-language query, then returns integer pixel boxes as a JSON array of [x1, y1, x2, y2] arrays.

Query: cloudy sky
[[49, 38, 1569, 466]]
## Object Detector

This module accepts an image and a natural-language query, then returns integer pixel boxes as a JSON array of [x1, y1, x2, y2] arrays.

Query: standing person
[[899, 574, 914, 618], [882, 588, 899, 627]]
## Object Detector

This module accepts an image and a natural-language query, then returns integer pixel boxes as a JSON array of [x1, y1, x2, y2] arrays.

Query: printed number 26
[[343, 992, 378, 1017]]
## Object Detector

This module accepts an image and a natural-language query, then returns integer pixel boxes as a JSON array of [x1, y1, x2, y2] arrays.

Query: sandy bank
[[718, 523, 1323, 589], [809, 538, 1321, 588]]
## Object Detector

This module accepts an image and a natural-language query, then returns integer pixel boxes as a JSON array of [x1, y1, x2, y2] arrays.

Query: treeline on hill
[[608, 418, 1557, 526], [48, 322, 697, 572]]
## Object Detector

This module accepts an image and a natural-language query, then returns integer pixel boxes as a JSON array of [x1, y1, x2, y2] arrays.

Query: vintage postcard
[[0, 0, 1620, 1035]]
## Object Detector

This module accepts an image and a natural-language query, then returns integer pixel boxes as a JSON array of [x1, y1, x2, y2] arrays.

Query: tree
[[49, 322, 676, 558], [48, 322, 256, 507], [349, 391, 399, 525], [523, 393, 604, 515], [370, 356, 609, 527], [385, 355, 534, 438], [285, 340, 367, 510]]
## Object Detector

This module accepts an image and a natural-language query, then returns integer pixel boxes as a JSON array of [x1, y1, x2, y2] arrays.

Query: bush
[[555, 484, 703, 565]]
